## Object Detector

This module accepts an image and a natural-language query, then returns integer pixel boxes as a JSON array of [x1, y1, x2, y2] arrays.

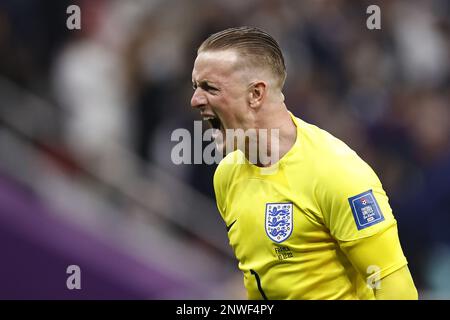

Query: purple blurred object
[[0, 174, 197, 299]]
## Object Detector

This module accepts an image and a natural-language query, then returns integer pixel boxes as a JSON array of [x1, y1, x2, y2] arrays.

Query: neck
[[243, 103, 297, 167]]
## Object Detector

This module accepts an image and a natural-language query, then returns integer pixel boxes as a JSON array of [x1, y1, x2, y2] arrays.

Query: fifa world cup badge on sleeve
[[348, 190, 384, 230], [265, 203, 293, 243]]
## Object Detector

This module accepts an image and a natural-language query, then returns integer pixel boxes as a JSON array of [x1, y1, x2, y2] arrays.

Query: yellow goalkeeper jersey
[[213, 113, 408, 300]]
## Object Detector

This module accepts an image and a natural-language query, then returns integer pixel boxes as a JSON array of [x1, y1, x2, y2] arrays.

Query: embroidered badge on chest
[[265, 203, 293, 243]]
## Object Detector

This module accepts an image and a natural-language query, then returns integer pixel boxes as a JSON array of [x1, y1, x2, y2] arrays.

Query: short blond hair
[[198, 26, 287, 88]]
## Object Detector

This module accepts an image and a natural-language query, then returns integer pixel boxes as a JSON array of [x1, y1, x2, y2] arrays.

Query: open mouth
[[203, 115, 222, 131], [202, 115, 228, 150]]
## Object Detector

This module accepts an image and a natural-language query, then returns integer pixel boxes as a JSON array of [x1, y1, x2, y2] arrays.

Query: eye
[[204, 84, 218, 93], [193, 81, 219, 93]]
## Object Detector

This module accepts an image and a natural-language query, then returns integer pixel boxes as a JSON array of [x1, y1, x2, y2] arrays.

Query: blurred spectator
[[52, 0, 132, 177]]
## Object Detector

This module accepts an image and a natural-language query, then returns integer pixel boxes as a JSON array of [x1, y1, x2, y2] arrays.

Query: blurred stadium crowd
[[0, 0, 449, 299]]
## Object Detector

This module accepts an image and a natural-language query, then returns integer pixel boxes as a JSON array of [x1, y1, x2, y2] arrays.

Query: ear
[[247, 81, 267, 109]]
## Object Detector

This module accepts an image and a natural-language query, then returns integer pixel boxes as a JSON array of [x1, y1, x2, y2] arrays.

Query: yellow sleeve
[[213, 151, 246, 221], [374, 265, 418, 300], [317, 147, 396, 241], [316, 144, 417, 299], [213, 161, 227, 219], [339, 224, 417, 299]]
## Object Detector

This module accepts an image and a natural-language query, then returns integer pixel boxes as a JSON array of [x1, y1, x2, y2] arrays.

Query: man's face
[[191, 50, 250, 153]]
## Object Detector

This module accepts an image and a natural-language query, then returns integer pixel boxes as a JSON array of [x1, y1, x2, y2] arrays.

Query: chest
[[224, 178, 331, 256]]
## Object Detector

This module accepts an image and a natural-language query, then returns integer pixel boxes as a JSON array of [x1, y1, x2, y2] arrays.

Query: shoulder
[[213, 151, 246, 216], [295, 117, 373, 179], [296, 117, 382, 203], [213, 150, 245, 192], [297, 118, 357, 159]]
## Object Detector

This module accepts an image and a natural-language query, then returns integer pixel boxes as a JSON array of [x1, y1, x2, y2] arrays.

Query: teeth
[[201, 115, 221, 130]]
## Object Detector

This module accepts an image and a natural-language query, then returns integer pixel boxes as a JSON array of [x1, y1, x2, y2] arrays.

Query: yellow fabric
[[374, 265, 418, 300], [339, 224, 408, 284], [214, 113, 413, 299]]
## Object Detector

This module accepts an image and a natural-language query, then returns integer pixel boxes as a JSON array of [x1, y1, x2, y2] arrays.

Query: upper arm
[[317, 148, 415, 295], [318, 149, 397, 242], [213, 154, 239, 219], [339, 224, 408, 284], [374, 265, 418, 300], [339, 224, 417, 299], [213, 163, 227, 219]]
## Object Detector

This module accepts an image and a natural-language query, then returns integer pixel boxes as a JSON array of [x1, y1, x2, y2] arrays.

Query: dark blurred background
[[0, 0, 449, 299]]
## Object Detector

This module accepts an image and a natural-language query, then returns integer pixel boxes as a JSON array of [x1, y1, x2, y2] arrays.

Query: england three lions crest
[[265, 203, 293, 243]]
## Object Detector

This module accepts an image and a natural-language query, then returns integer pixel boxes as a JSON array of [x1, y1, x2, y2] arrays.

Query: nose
[[191, 88, 207, 109]]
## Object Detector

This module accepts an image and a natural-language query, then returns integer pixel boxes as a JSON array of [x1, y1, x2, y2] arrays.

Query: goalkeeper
[[190, 26, 417, 300]]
